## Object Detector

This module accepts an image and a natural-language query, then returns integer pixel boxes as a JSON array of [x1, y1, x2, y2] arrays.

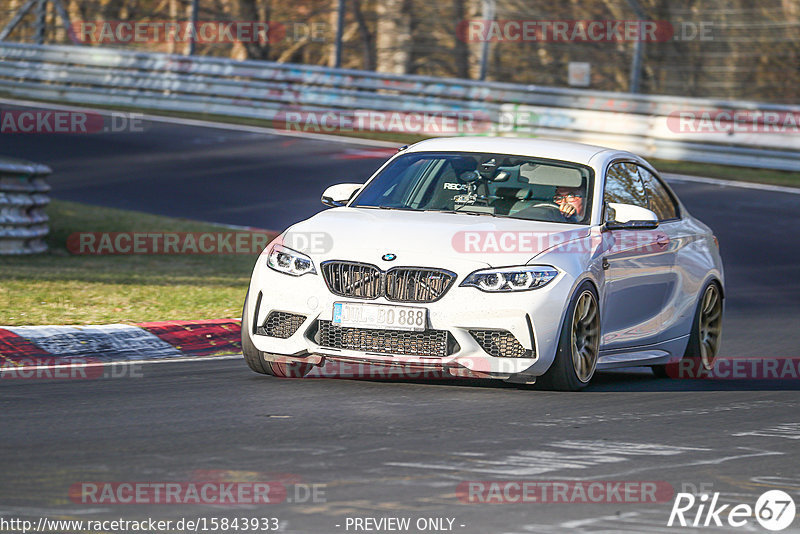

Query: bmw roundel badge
[[382, 253, 397, 261]]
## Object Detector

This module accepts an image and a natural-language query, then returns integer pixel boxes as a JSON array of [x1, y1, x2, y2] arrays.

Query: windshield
[[351, 151, 593, 224]]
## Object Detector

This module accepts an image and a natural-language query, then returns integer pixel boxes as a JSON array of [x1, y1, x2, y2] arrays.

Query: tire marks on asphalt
[[386, 441, 709, 477], [732, 422, 800, 440]]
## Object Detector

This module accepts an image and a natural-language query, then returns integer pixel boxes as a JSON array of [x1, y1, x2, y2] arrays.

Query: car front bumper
[[245, 258, 578, 379]]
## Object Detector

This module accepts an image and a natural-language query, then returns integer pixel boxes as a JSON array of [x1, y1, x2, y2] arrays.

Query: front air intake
[[317, 320, 456, 357], [469, 329, 530, 358], [258, 311, 307, 339]]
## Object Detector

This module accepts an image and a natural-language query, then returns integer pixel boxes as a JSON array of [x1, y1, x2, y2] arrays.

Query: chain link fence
[[0, 0, 797, 103]]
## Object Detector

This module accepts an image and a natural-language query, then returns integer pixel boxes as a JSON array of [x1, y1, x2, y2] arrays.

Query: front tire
[[537, 282, 600, 391], [241, 295, 313, 378]]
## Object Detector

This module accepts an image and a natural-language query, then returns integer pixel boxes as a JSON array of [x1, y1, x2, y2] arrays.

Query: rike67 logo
[[668, 490, 796, 530]]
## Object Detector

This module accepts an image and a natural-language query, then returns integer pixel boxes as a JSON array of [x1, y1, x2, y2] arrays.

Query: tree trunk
[[452, 0, 470, 78], [375, 0, 411, 74], [352, 0, 376, 70], [229, 0, 271, 60]]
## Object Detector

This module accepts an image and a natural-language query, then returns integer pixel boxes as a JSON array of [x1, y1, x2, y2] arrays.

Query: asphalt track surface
[[2, 111, 800, 533]]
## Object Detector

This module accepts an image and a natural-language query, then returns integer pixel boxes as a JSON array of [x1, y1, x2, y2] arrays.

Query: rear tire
[[241, 294, 313, 378], [651, 281, 723, 379], [537, 282, 600, 391]]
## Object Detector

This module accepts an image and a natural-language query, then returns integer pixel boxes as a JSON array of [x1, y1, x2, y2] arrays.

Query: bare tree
[[452, 0, 471, 78], [375, 0, 411, 73], [352, 0, 376, 70]]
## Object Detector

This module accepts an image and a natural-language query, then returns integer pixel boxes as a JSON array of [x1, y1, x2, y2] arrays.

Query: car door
[[599, 162, 675, 350], [636, 165, 688, 342]]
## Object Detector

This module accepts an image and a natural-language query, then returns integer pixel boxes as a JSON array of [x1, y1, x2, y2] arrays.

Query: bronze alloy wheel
[[571, 290, 600, 383], [698, 283, 723, 370]]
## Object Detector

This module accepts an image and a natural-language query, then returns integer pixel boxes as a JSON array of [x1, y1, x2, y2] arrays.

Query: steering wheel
[[527, 201, 569, 221], [531, 202, 562, 212]]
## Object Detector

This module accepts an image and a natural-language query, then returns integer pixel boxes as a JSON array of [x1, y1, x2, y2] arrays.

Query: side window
[[604, 162, 647, 220], [638, 166, 679, 221]]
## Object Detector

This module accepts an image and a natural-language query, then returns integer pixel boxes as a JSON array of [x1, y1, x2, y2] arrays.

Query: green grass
[[3, 91, 798, 188], [0, 200, 276, 326], [646, 158, 799, 187]]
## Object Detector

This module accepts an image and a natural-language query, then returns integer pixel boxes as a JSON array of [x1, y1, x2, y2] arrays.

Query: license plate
[[332, 302, 428, 331]]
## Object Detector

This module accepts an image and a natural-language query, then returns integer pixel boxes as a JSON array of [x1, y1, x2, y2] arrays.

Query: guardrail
[[0, 42, 798, 171], [0, 156, 50, 255]]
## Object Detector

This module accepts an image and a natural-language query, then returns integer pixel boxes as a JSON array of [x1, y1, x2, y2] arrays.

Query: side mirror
[[605, 202, 659, 230], [321, 183, 362, 207]]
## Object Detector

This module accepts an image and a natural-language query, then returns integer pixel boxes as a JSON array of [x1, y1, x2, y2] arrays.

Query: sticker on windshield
[[443, 182, 467, 190], [454, 193, 478, 204]]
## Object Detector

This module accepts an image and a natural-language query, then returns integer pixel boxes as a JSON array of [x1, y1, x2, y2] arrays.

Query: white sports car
[[242, 137, 724, 390]]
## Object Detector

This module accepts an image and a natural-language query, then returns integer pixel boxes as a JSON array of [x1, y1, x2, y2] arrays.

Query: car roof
[[402, 137, 622, 166]]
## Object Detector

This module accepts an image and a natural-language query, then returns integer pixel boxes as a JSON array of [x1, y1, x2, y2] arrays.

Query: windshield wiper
[[378, 205, 416, 211], [356, 205, 415, 211], [425, 208, 496, 217]]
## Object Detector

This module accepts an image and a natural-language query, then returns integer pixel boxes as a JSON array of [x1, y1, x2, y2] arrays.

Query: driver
[[554, 186, 585, 220]]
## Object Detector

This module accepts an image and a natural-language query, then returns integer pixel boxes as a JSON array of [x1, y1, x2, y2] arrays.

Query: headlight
[[461, 265, 558, 292], [267, 244, 316, 276]]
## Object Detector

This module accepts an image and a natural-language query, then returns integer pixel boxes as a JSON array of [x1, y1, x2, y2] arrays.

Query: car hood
[[283, 208, 591, 274]]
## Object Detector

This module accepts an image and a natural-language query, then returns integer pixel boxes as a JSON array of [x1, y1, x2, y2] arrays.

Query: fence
[[0, 155, 50, 255], [1, 0, 797, 102], [0, 42, 798, 171]]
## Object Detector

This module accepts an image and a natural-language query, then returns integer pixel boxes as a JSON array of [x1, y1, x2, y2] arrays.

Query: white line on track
[[0, 97, 400, 148], [663, 172, 800, 194], [2, 97, 796, 193]]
